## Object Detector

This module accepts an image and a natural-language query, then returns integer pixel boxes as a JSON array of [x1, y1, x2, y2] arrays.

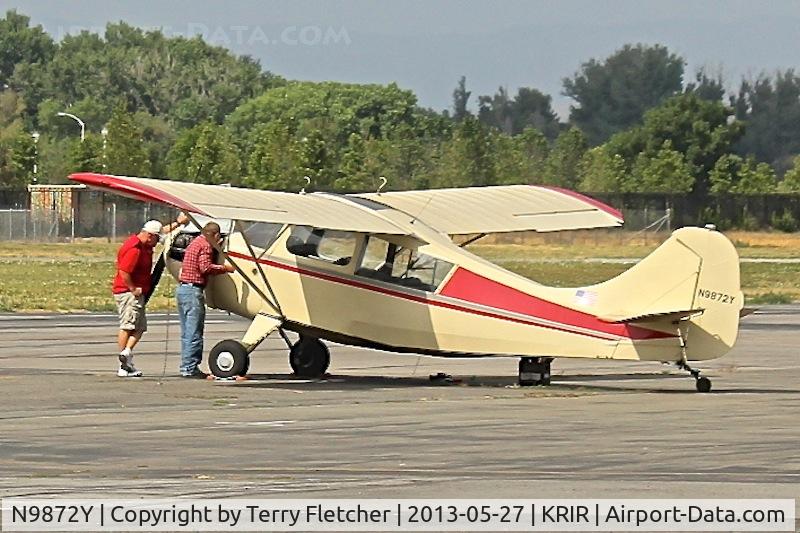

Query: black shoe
[[181, 370, 208, 379]]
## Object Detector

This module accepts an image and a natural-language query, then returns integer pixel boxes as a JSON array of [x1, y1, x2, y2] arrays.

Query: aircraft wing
[[69, 173, 408, 235], [356, 185, 623, 234]]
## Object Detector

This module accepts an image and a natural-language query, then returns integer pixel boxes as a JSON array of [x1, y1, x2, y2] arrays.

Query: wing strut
[[185, 213, 282, 319], [233, 219, 285, 317]]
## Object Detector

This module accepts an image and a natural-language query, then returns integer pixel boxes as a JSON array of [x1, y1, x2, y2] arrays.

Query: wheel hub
[[216, 351, 235, 372]]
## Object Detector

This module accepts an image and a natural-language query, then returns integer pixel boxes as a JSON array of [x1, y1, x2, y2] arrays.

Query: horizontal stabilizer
[[601, 308, 705, 324], [740, 307, 758, 318]]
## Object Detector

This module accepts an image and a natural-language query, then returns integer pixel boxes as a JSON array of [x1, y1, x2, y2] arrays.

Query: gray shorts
[[114, 292, 147, 332]]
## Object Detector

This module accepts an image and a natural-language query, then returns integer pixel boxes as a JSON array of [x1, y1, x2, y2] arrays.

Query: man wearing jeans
[[177, 221, 235, 378], [113, 215, 188, 377]]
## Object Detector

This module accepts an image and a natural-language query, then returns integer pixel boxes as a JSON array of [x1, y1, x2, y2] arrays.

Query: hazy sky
[[6, 0, 800, 117]]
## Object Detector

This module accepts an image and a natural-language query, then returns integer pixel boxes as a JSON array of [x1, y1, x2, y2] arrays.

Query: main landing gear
[[519, 357, 553, 386], [678, 360, 712, 393], [289, 336, 330, 378]]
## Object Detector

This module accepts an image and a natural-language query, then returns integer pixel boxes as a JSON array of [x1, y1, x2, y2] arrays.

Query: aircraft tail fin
[[592, 226, 742, 361]]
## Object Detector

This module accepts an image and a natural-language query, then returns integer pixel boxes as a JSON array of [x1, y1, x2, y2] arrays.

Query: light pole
[[101, 126, 108, 171], [31, 131, 40, 184], [56, 112, 85, 142]]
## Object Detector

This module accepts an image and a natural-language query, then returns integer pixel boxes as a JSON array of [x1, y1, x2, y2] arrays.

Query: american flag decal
[[575, 289, 598, 306]]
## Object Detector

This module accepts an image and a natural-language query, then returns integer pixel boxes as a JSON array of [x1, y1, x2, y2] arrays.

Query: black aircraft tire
[[696, 376, 712, 393], [209, 340, 249, 378], [290, 338, 330, 378]]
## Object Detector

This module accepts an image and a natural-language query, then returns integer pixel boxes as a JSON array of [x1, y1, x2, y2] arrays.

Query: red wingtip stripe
[[533, 185, 624, 222], [69, 173, 207, 215]]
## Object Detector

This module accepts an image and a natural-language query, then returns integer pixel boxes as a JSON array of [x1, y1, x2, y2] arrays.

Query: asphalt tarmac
[[0, 307, 798, 503]]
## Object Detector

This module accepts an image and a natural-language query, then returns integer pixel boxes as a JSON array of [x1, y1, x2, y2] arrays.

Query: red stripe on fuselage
[[440, 268, 672, 340], [226, 252, 673, 341]]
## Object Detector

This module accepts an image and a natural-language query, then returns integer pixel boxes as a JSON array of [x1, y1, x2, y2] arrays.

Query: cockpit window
[[355, 236, 453, 292], [242, 221, 283, 251], [286, 226, 355, 266]]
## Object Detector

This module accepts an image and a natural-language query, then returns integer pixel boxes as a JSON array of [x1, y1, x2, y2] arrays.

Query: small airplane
[[70, 172, 743, 392]]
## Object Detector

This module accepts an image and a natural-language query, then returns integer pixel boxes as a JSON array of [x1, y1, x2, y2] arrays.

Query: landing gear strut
[[290, 336, 330, 378], [678, 360, 712, 393], [519, 357, 552, 386]]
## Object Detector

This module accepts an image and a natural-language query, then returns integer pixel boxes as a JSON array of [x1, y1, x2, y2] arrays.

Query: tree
[[0, 10, 55, 89], [709, 154, 777, 193], [563, 44, 685, 145], [605, 93, 743, 195], [631, 141, 694, 192], [731, 70, 800, 172], [478, 86, 560, 140], [577, 146, 630, 192], [243, 122, 305, 191], [432, 117, 495, 188], [686, 68, 726, 102], [452, 76, 471, 122], [778, 156, 800, 192], [69, 132, 102, 172], [167, 122, 240, 184], [105, 102, 150, 176], [544, 127, 587, 188]]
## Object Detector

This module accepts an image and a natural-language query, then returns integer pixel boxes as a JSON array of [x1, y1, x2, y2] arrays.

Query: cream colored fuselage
[[166, 205, 742, 364]]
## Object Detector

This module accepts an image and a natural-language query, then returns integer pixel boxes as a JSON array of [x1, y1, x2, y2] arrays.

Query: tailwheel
[[290, 336, 330, 378], [677, 360, 712, 393], [209, 340, 250, 378]]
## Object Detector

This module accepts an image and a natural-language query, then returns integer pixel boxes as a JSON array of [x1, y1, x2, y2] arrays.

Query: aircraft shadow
[[217, 373, 800, 395]]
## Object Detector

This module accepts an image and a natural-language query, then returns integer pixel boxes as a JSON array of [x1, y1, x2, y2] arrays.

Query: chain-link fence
[[0, 202, 178, 242]]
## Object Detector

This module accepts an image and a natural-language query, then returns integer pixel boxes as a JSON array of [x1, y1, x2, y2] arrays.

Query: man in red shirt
[[177, 221, 235, 378], [113, 215, 188, 377]]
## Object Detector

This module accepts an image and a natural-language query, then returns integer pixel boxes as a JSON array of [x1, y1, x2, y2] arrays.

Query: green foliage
[[243, 122, 305, 191], [432, 117, 496, 188], [478, 86, 560, 140], [577, 146, 630, 192], [631, 141, 694, 192], [770, 209, 798, 232], [229, 81, 417, 139], [709, 154, 777, 193], [605, 92, 744, 194], [69, 132, 103, 172], [778, 156, 800, 192], [0, 10, 55, 91], [0, 127, 34, 188], [543, 127, 587, 188], [452, 76, 471, 122], [492, 128, 550, 185], [563, 44, 685, 145], [167, 122, 240, 184], [105, 102, 150, 176], [732, 70, 800, 171], [686, 68, 725, 102], [9, 21, 277, 130]]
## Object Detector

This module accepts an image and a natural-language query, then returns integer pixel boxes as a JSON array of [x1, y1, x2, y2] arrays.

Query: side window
[[242, 221, 283, 251], [361, 236, 390, 271], [394, 251, 453, 291], [355, 236, 453, 292], [286, 226, 355, 266]]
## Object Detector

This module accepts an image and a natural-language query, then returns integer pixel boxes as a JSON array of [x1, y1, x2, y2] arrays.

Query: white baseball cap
[[142, 220, 163, 234]]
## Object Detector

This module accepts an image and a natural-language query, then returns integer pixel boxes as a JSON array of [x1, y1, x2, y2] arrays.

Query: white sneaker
[[117, 367, 143, 377], [118, 353, 142, 377]]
